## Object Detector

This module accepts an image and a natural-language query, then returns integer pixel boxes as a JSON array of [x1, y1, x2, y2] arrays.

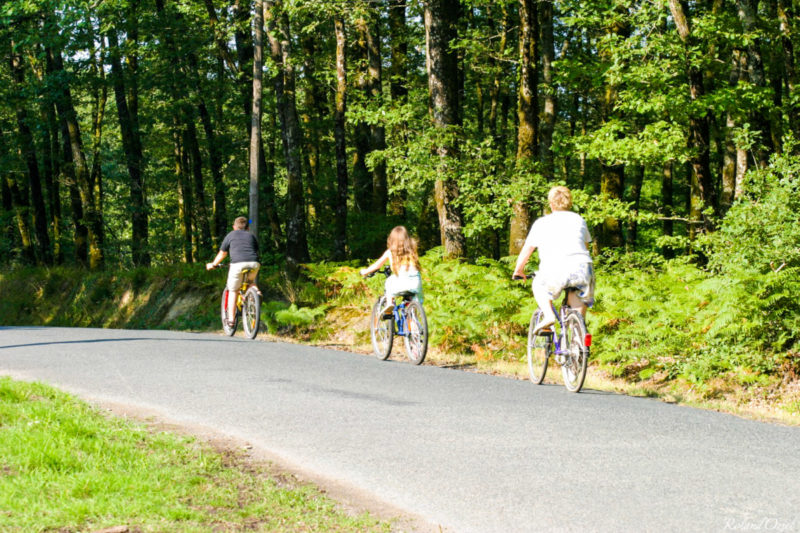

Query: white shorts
[[533, 263, 594, 307], [227, 261, 260, 291], [385, 272, 424, 303]]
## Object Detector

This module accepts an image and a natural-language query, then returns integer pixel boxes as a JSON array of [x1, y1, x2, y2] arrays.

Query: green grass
[[0, 377, 388, 532]]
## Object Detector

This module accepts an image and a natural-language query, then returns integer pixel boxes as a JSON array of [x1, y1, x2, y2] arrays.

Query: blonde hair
[[233, 216, 249, 230], [387, 226, 421, 274], [548, 186, 573, 211]]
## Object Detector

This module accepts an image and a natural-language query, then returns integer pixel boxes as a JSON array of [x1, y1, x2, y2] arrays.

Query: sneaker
[[532, 317, 555, 336], [380, 303, 394, 318]]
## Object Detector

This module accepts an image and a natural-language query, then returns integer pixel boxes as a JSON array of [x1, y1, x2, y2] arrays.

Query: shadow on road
[[0, 336, 241, 350]]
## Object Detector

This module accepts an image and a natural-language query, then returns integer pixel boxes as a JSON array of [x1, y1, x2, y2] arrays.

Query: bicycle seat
[[397, 291, 416, 300]]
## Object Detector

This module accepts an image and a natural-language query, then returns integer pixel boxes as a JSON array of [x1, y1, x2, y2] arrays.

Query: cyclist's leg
[[226, 263, 247, 322], [242, 262, 261, 293], [532, 274, 559, 326], [566, 263, 594, 317]]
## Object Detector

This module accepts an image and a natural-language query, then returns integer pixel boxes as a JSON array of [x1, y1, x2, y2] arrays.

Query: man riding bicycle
[[206, 216, 260, 328], [512, 186, 595, 335]]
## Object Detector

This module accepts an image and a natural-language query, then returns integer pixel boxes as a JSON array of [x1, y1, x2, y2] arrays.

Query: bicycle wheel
[[221, 289, 237, 336], [403, 300, 428, 365], [561, 311, 589, 392], [371, 297, 393, 360], [242, 286, 261, 339], [527, 309, 551, 384]]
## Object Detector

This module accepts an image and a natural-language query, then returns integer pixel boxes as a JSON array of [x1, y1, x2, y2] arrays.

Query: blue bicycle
[[367, 267, 428, 365], [515, 275, 591, 392]]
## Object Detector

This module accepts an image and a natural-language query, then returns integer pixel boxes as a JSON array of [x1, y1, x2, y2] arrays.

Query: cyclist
[[512, 186, 594, 335], [206, 216, 260, 327], [360, 226, 424, 315]]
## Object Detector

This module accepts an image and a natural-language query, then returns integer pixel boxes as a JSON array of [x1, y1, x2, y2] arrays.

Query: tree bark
[[388, 0, 408, 217], [266, 0, 310, 272], [46, 42, 104, 268], [352, 16, 372, 214], [736, 0, 772, 166], [106, 27, 150, 266], [668, 0, 716, 233], [538, 0, 556, 182], [10, 45, 51, 265], [425, 0, 465, 258], [249, 0, 264, 240], [333, 16, 349, 261], [661, 161, 674, 259], [509, 0, 539, 255], [366, 13, 388, 216]]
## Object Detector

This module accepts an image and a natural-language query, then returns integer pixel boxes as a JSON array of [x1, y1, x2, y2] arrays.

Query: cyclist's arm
[[360, 250, 391, 276], [512, 243, 536, 279], [206, 250, 228, 270]]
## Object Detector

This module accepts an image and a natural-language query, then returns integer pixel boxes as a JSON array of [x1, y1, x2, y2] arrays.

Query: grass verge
[[0, 377, 389, 532]]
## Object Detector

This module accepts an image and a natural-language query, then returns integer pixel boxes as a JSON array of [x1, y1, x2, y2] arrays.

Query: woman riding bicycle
[[360, 226, 424, 315], [512, 186, 594, 335]]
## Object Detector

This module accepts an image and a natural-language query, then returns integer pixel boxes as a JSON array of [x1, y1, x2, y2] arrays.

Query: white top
[[524, 210, 592, 273]]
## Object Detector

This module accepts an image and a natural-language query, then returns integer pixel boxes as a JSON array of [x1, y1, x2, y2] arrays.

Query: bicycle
[[217, 266, 262, 339], [514, 274, 592, 392], [365, 266, 428, 365]]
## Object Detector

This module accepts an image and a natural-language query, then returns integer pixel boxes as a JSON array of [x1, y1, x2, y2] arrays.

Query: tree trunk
[[173, 124, 193, 263], [627, 166, 645, 249], [106, 27, 150, 266], [57, 115, 88, 266], [538, 0, 556, 182], [89, 35, 107, 260], [333, 16, 349, 261], [661, 161, 674, 259], [44, 102, 63, 264], [249, 0, 264, 240], [509, 0, 539, 255], [196, 97, 228, 246], [0, 123, 35, 264], [266, 0, 310, 272], [425, 0, 465, 258], [185, 119, 212, 252], [352, 17, 372, 214], [668, 0, 716, 233], [46, 42, 104, 268], [388, 0, 408, 217], [10, 45, 51, 265], [736, 0, 772, 166], [778, 0, 799, 142], [366, 14, 388, 216]]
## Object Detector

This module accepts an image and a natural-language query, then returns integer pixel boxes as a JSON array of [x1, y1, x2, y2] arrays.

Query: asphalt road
[[1, 326, 799, 532]]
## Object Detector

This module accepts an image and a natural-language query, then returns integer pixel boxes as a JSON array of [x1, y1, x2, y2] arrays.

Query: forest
[[2, 0, 798, 269], [2, 0, 800, 400]]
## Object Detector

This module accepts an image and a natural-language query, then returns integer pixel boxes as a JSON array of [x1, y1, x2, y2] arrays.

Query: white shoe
[[533, 317, 555, 336]]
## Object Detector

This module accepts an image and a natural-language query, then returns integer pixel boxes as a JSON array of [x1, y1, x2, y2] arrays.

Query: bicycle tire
[[527, 309, 551, 384], [561, 311, 589, 392], [221, 289, 237, 336], [371, 297, 393, 360], [403, 300, 428, 365], [242, 286, 261, 339]]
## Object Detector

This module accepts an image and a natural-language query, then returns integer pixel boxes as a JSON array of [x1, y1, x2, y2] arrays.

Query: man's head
[[548, 186, 573, 212], [233, 216, 249, 230]]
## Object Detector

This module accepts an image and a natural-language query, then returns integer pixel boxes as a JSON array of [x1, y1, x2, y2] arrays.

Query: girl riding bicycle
[[512, 186, 595, 335], [360, 226, 424, 315]]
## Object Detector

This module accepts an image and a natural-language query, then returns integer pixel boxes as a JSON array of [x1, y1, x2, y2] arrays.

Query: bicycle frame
[[547, 290, 592, 358], [391, 300, 411, 337]]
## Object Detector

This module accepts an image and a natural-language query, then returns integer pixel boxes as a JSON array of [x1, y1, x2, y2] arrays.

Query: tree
[[425, 0, 465, 258]]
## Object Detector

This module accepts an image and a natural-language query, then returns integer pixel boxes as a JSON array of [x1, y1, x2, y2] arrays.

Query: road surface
[[1, 326, 798, 532]]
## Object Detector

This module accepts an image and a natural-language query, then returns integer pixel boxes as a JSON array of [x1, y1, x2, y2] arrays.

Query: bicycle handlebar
[[364, 265, 392, 279]]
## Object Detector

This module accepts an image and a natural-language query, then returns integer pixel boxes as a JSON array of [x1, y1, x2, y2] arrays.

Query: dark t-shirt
[[220, 230, 259, 263]]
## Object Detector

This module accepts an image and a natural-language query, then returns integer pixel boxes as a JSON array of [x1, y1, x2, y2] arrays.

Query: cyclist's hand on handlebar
[[512, 273, 527, 281], [360, 268, 369, 277], [206, 263, 218, 271]]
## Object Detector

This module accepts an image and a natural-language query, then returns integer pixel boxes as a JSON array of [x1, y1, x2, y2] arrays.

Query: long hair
[[387, 226, 421, 274]]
